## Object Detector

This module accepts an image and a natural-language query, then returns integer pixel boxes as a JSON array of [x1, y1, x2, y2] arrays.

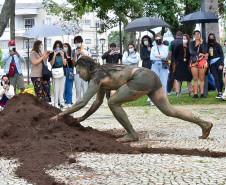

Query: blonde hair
[[155, 34, 162, 39]]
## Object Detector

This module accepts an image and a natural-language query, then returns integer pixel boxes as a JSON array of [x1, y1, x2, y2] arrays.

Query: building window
[[24, 18, 35, 27], [25, 40, 34, 49], [0, 40, 9, 49], [47, 39, 52, 48], [85, 20, 91, 25], [46, 18, 51, 25], [85, 39, 91, 44]]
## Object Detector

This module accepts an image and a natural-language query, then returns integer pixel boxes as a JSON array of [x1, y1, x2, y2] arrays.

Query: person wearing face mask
[[49, 40, 67, 108], [1, 40, 25, 94], [167, 31, 183, 95], [207, 33, 224, 99], [102, 43, 122, 64], [150, 34, 169, 93], [63, 43, 74, 108], [0, 75, 14, 110], [174, 34, 193, 97], [122, 44, 140, 66], [140, 35, 152, 69], [30, 40, 51, 103], [72, 36, 92, 102]]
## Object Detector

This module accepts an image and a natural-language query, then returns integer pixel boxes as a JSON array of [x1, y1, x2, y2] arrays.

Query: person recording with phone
[[102, 43, 122, 64], [48, 40, 67, 109], [0, 75, 15, 110], [1, 40, 25, 94]]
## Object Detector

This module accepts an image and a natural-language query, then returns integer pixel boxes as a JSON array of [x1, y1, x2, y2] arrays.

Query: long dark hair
[[127, 43, 136, 56], [207, 33, 217, 47], [183, 34, 190, 46], [53, 40, 63, 50], [141, 35, 152, 47], [32, 40, 42, 53], [63, 43, 72, 57]]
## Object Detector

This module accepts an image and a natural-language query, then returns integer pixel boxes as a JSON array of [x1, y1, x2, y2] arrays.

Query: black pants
[[142, 60, 152, 70], [167, 62, 174, 93], [106, 90, 111, 100], [210, 63, 223, 93]]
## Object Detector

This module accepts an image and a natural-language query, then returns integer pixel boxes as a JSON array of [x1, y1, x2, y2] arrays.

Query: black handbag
[[42, 60, 52, 80], [157, 47, 168, 69]]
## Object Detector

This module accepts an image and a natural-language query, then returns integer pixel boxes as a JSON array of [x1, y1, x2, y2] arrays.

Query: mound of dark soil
[[0, 93, 225, 185]]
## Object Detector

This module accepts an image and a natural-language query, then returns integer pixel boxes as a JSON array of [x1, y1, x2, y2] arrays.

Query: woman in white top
[[150, 34, 169, 93], [122, 44, 140, 66]]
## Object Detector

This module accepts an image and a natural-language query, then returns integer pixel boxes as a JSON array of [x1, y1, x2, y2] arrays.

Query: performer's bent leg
[[149, 87, 212, 139], [108, 84, 146, 142]]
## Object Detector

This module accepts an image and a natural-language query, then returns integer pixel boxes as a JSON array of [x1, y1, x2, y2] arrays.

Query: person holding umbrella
[[189, 30, 208, 99], [140, 35, 152, 69]]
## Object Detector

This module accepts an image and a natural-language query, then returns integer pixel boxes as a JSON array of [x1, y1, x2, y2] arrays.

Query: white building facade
[[0, 2, 108, 73]]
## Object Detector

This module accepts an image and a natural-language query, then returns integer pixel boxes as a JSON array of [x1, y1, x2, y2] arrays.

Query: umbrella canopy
[[23, 24, 66, 38], [180, 11, 218, 24], [124, 17, 170, 32]]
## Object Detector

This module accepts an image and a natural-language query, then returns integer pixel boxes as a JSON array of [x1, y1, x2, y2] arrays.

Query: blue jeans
[[64, 68, 74, 104], [151, 60, 168, 93]]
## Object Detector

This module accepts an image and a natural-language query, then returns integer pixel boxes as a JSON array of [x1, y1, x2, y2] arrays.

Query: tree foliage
[[108, 30, 124, 46], [0, 0, 15, 37]]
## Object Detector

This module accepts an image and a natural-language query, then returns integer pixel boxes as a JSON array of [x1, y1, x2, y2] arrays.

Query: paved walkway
[[0, 103, 225, 184]]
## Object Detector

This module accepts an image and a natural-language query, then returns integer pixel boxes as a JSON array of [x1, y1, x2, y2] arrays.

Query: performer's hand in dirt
[[50, 56, 213, 142]]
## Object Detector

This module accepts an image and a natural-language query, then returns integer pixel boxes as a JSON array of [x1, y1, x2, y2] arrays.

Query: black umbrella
[[124, 17, 170, 32], [180, 11, 218, 24]]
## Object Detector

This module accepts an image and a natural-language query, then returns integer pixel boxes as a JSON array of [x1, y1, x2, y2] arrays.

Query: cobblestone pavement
[[0, 103, 226, 184]]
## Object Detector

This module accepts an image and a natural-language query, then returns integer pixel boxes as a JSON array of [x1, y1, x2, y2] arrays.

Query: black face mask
[[209, 39, 214, 43], [156, 39, 162, 45]]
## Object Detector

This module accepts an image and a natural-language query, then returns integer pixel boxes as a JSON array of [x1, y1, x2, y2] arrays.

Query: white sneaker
[[67, 104, 72, 108], [54, 103, 59, 109], [150, 101, 155, 106]]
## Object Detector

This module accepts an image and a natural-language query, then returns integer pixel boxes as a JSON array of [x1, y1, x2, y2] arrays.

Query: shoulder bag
[[66, 60, 74, 80], [7, 56, 16, 77], [157, 47, 168, 69], [42, 60, 52, 80]]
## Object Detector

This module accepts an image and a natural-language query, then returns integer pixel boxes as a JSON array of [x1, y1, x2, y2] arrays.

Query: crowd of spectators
[[0, 30, 225, 110]]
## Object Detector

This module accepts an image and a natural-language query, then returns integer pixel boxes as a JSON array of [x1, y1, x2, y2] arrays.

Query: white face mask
[[129, 48, 134, 53], [75, 43, 82, 48], [144, 41, 149, 46], [9, 46, 16, 51], [63, 47, 68, 52], [183, 39, 188, 44]]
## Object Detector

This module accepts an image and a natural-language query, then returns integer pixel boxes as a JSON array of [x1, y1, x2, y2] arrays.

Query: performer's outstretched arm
[[77, 89, 106, 122]]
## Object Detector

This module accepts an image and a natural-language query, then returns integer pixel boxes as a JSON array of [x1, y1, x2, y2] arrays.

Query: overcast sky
[[0, 0, 65, 5]]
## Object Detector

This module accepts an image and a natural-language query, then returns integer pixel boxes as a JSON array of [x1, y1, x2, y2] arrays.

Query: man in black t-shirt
[[102, 43, 122, 64]]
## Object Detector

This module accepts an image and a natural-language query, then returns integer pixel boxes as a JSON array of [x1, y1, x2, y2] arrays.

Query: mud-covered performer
[[50, 56, 213, 142]]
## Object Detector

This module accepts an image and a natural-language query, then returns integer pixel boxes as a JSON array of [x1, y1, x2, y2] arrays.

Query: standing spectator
[[49, 40, 67, 108], [102, 43, 122, 64], [207, 33, 224, 99], [150, 34, 169, 93], [72, 36, 92, 102], [30, 40, 51, 103], [189, 30, 208, 99], [102, 43, 122, 99], [63, 43, 74, 108], [1, 40, 25, 94], [0, 75, 14, 110], [122, 44, 140, 66], [174, 34, 193, 97], [167, 31, 183, 94], [140, 35, 152, 69]]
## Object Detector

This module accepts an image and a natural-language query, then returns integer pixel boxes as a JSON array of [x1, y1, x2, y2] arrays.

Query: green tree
[[108, 31, 124, 47], [0, 48, 4, 68]]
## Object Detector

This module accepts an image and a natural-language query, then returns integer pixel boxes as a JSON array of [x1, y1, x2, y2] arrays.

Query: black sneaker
[[216, 94, 222, 99], [218, 98, 225, 102], [192, 94, 198, 98], [200, 94, 205, 99]]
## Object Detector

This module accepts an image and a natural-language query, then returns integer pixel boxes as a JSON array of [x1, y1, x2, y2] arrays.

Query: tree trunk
[[205, 0, 220, 42], [10, 0, 16, 40], [0, 0, 15, 37]]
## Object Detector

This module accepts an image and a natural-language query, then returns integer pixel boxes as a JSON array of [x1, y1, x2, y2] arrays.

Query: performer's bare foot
[[116, 134, 139, 143], [199, 123, 213, 139]]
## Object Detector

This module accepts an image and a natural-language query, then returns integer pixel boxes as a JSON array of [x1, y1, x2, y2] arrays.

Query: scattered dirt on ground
[[0, 94, 225, 185]]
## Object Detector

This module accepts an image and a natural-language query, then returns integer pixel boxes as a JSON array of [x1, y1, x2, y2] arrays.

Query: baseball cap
[[8, 40, 15, 46]]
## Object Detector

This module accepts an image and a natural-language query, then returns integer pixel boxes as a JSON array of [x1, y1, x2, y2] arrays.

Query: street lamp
[[100, 38, 106, 55], [25, 24, 32, 85]]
